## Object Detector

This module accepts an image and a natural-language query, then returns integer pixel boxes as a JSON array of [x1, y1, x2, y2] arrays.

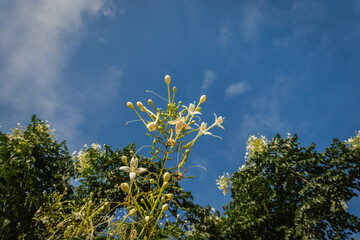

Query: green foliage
[[223, 134, 360, 239], [2, 81, 359, 239], [74, 143, 136, 214], [0, 115, 75, 239], [34, 190, 111, 239]]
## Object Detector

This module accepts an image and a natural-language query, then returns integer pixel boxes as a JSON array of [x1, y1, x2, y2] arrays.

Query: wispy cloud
[[86, 65, 123, 106], [201, 70, 217, 93], [226, 74, 293, 160], [0, 0, 119, 142], [241, 3, 263, 42], [225, 81, 250, 98], [218, 20, 233, 48]]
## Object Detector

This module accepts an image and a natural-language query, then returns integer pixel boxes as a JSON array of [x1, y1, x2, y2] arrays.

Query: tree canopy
[[1, 118, 360, 239], [221, 133, 360, 239], [0, 115, 74, 239]]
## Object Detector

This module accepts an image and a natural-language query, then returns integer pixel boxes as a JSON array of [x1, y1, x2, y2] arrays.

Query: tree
[[221, 133, 360, 239], [0, 115, 75, 239]]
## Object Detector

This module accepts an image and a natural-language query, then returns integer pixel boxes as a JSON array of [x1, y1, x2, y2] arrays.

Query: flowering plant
[[104, 74, 225, 239]]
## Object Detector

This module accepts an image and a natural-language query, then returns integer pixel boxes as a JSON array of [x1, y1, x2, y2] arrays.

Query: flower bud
[[179, 160, 185, 169], [173, 86, 177, 93], [136, 101, 146, 112], [165, 75, 171, 85], [165, 193, 173, 198], [161, 196, 165, 202], [163, 172, 171, 182], [129, 208, 136, 216], [127, 101, 134, 110], [150, 178, 156, 184], [148, 99, 153, 106], [145, 216, 150, 222], [120, 183, 130, 193], [199, 95, 206, 104], [121, 156, 128, 165], [162, 204, 169, 212]]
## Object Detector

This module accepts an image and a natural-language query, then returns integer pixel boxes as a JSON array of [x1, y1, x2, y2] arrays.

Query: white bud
[[121, 156, 128, 165], [127, 101, 134, 109], [120, 183, 130, 193], [137, 101, 146, 112], [162, 204, 169, 212], [165, 75, 171, 85], [163, 172, 171, 182], [129, 208, 136, 216]]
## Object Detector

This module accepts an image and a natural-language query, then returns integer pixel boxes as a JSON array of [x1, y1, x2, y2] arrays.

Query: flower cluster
[[245, 135, 268, 160], [216, 173, 231, 195], [345, 130, 360, 150], [73, 143, 105, 174]]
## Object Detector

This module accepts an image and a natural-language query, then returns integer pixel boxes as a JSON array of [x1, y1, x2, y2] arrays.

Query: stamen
[[135, 145, 153, 154], [146, 90, 168, 102], [126, 119, 142, 126], [184, 165, 207, 173]]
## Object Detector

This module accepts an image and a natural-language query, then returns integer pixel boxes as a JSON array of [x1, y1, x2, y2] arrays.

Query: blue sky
[[1, 0, 360, 214]]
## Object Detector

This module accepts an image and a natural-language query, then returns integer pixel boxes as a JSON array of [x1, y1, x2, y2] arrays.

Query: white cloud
[[225, 81, 250, 98], [201, 70, 217, 92], [87, 65, 123, 106], [241, 3, 262, 41], [226, 74, 293, 160], [0, 0, 119, 142], [218, 20, 233, 48]]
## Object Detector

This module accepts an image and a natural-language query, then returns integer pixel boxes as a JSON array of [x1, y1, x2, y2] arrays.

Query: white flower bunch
[[216, 173, 231, 195], [345, 130, 360, 150], [245, 135, 269, 160]]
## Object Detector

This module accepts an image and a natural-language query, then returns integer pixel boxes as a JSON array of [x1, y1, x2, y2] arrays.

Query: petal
[[168, 120, 178, 125], [175, 124, 182, 134], [120, 166, 131, 173], [217, 124, 225, 131], [136, 168, 147, 174], [175, 122, 192, 134], [129, 172, 136, 182], [130, 157, 138, 170]]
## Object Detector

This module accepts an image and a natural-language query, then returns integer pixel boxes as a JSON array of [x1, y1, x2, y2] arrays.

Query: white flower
[[168, 114, 192, 134], [91, 143, 101, 150], [198, 122, 221, 139], [119, 157, 147, 182], [345, 130, 360, 150], [147, 112, 160, 132], [214, 113, 225, 130], [199, 122, 211, 136], [183, 103, 201, 116], [216, 173, 231, 195]]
